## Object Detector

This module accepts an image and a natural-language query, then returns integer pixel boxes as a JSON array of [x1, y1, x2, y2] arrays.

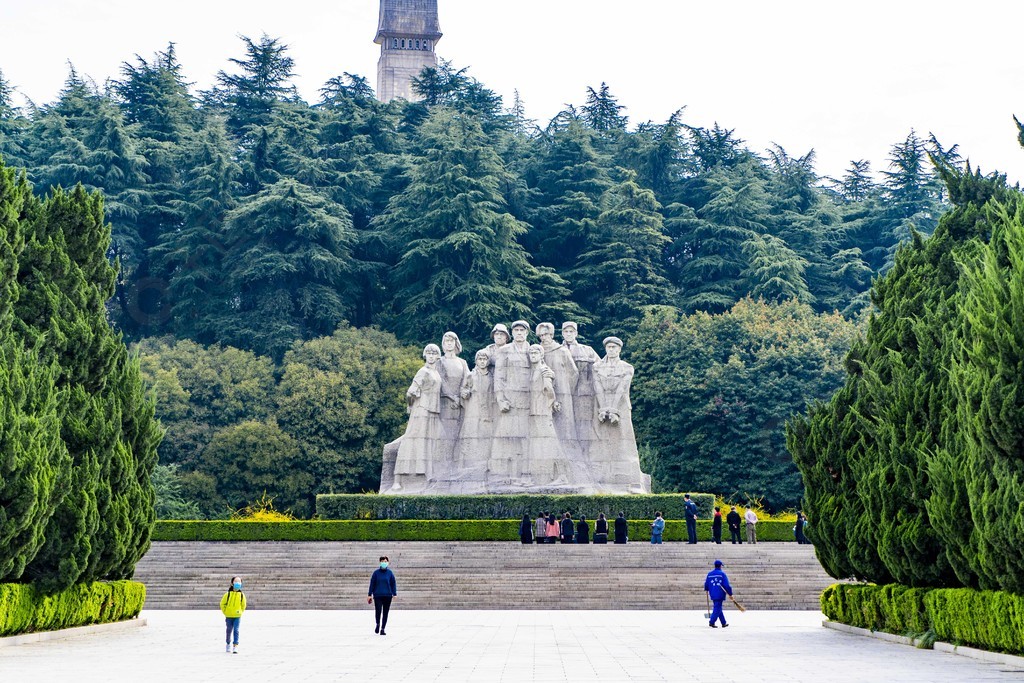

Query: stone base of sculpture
[[380, 325, 652, 496]]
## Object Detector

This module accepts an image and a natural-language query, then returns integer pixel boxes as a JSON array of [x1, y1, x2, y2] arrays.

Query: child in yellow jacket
[[220, 576, 247, 654]]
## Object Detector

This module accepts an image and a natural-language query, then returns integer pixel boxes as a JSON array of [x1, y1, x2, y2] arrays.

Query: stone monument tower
[[374, 0, 442, 102]]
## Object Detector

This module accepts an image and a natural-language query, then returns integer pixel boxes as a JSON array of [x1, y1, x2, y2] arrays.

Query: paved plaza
[[2, 610, 1023, 682]]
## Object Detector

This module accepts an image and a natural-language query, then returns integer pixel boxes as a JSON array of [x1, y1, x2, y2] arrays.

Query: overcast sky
[[2, 0, 1022, 184]]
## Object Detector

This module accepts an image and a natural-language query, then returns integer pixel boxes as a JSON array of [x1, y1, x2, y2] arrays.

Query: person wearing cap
[[484, 323, 510, 370], [535, 322, 579, 448], [491, 320, 533, 484], [560, 322, 598, 453], [591, 336, 649, 492], [704, 560, 734, 628]]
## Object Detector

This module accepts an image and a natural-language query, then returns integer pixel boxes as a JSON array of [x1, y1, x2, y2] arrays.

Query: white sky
[[2, 0, 1022, 184]]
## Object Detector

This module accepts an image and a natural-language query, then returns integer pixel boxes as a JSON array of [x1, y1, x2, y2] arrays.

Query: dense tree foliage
[[136, 326, 421, 517], [0, 157, 160, 589], [2, 36, 986, 518], [790, 163, 1024, 589], [631, 299, 858, 509]]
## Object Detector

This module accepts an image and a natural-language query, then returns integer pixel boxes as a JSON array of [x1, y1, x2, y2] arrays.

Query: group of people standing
[[520, 511, 630, 544]]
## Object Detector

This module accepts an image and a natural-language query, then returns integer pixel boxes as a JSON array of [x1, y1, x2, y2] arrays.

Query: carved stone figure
[[433, 331, 469, 486], [561, 321, 599, 453], [380, 320, 650, 495], [453, 349, 495, 493], [523, 344, 570, 487], [536, 322, 580, 450], [591, 337, 650, 493], [489, 320, 533, 488], [389, 343, 443, 493]]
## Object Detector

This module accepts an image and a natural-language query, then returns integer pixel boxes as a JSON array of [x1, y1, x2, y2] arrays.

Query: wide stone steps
[[134, 542, 835, 610]]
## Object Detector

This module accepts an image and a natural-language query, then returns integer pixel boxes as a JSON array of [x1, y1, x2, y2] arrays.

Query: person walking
[[535, 512, 548, 544], [576, 516, 590, 544], [594, 513, 609, 544], [684, 494, 699, 544], [650, 512, 665, 544], [367, 556, 397, 635], [704, 560, 734, 628], [744, 505, 758, 544], [614, 512, 628, 544], [546, 513, 559, 544], [560, 512, 575, 543], [520, 513, 534, 544], [727, 506, 742, 544], [220, 575, 246, 654], [712, 506, 723, 544]]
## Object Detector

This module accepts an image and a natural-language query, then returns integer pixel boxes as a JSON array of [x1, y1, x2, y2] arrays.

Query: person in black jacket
[[367, 556, 397, 635], [795, 511, 811, 544], [712, 506, 723, 544], [576, 516, 590, 544], [614, 512, 628, 544], [594, 513, 609, 544], [519, 513, 534, 544], [726, 506, 742, 544], [560, 512, 575, 543]]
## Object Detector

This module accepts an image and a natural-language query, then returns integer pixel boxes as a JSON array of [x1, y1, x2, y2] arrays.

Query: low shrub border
[[153, 519, 798, 542], [316, 493, 717, 521], [821, 583, 1024, 656], [0, 581, 146, 638]]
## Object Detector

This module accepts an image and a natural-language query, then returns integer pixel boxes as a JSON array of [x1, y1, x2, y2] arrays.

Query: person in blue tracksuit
[[704, 560, 733, 628], [367, 556, 397, 635]]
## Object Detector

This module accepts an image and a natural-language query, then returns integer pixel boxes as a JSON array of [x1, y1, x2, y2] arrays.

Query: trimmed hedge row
[[315, 493, 717, 520], [153, 519, 798, 542], [821, 583, 1024, 655], [0, 580, 146, 638]]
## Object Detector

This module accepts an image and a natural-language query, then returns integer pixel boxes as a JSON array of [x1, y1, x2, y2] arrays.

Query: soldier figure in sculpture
[[391, 344, 443, 493], [483, 323, 510, 370], [592, 336, 650, 493], [561, 322, 599, 454], [490, 320, 533, 488], [535, 322, 579, 451]]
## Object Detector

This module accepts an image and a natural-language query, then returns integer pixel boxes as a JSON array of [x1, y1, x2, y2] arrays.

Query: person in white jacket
[[744, 506, 758, 544]]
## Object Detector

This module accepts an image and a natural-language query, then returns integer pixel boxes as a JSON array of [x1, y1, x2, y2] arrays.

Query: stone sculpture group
[[380, 321, 652, 495]]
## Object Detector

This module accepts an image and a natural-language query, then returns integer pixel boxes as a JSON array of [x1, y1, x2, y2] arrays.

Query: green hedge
[[316, 493, 717, 520], [0, 580, 146, 638], [153, 519, 797, 542], [821, 583, 1024, 655]]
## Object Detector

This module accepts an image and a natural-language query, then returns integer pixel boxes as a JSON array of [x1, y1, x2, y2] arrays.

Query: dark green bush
[[821, 583, 1024, 655], [153, 519, 796, 542], [316, 493, 716, 520], [0, 580, 146, 637]]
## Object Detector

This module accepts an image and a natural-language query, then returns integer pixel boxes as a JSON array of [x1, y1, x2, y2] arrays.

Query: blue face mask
[[233, 582, 242, 590], [379, 561, 389, 570]]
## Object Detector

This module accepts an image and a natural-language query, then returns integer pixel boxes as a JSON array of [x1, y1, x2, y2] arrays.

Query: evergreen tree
[[216, 178, 357, 359], [942, 195, 1024, 592], [208, 34, 298, 140], [581, 82, 628, 132], [672, 158, 768, 312], [374, 108, 576, 342], [16, 184, 160, 591], [740, 233, 812, 303], [0, 161, 69, 582], [0, 70, 28, 166], [572, 172, 672, 337], [525, 119, 613, 275], [158, 117, 241, 342]]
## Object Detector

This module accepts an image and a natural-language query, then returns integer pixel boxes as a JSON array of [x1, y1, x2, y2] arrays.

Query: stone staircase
[[134, 541, 836, 610]]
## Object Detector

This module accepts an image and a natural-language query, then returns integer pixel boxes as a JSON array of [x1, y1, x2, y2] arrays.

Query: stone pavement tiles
[[2, 610, 1022, 682]]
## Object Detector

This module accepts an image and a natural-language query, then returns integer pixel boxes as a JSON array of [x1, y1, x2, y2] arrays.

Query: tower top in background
[[374, 0, 443, 103]]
